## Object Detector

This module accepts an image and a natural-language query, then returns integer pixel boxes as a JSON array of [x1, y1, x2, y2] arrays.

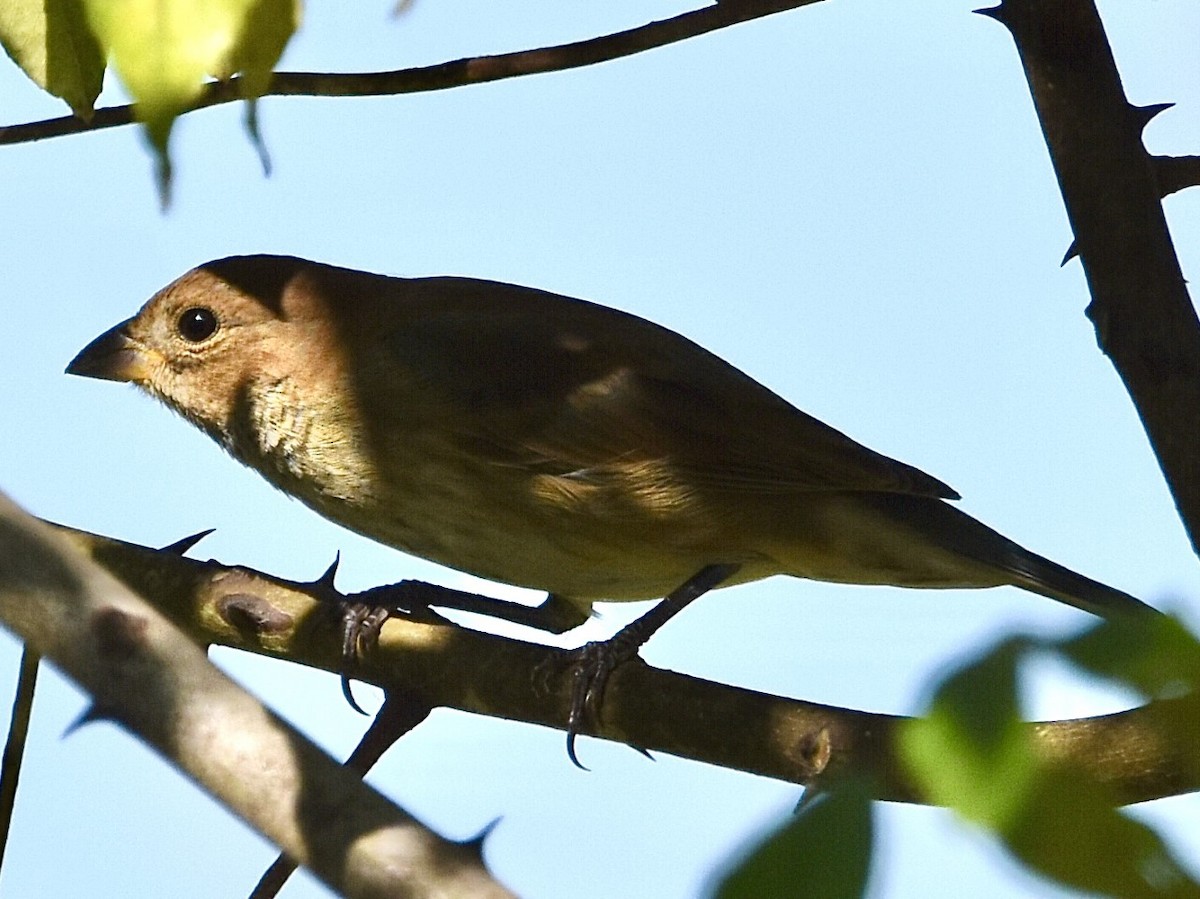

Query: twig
[[0, 0, 820, 146], [980, 1, 1200, 557], [0, 646, 38, 872], [1154, 155, 1200, 197]]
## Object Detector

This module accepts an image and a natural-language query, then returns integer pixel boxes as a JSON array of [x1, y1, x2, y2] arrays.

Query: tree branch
[[1153, 155, 1200, 198], [0, 0, 821, 147], [45, 520, 1200, 807], [0, 495, 513, 899], [981, 0, 1200, 556], [0, 645, 37, 870]]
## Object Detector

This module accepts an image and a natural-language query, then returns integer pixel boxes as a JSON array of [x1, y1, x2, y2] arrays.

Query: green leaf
[[712, 779, 874, 899], [81, 0, 300, 202], [221, 0, 295, 97], [1058, 614, 1200, 700], [900, 638, 1038, 830], [1057, 614, 1200, 787], [225, 0, 297, 175], [0, 0, 105, 119], [902, 632, 1200, 898], [1003, 765, 1199, 899]]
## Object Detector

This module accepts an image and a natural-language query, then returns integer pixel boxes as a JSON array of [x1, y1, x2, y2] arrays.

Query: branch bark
[[982, 0, 1200, 556], [0, 0, 821, 147], [0, 494, 513, 899], [42, 519, 1200, 808], [1154, 155, 1200, 198]]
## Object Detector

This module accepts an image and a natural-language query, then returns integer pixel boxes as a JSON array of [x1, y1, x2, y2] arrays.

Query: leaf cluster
[[0, 0, 298, 199]]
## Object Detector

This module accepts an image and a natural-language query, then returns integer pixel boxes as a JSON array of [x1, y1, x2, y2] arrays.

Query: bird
[[67, 254, 1156, 761]]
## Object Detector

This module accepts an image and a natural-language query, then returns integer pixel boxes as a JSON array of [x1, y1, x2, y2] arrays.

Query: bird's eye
[[177, 307, 219, 342]]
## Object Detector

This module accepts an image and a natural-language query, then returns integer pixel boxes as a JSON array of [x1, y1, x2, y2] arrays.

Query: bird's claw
[[327, 581, 467, 714], [562, 639, 635, 770], [326, 582, 455, 714], [339, 602, 392, 714]]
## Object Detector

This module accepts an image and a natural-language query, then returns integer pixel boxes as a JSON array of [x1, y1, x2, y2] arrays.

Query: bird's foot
[[549, 564, 741, 768], [327, 582, 451, 714], [336, 601, 390, 714], [330, 580, 588, 714], [559, 633, 645, 770]]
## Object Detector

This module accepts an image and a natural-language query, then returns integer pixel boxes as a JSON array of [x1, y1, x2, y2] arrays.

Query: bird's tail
[[1001, 546, 1157, 620], [855, 493, 1159, 620]]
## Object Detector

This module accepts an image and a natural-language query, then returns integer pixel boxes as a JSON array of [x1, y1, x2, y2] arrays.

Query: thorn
[[63, 703, 110, 736], [1061, 240, 1079, 266], [314, 553, 341, 590], [460, 818, 502, 858], [629, 745, 655, 762], [159, 528, 216, 555], [1130, 102, 1174, 131], [973, 4, 1008, 24], [793, 785, 824, 815]]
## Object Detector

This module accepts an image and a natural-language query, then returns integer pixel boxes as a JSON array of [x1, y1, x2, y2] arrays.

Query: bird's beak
[[66, 320, 153, 384]]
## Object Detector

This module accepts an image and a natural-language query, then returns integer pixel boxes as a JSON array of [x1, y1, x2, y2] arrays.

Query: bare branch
[[250, 694, 435, 899], [49, 520, 1200, 807], [1154, 155, 1200, 197], [0, 496, 513, 899], [0, 646, 38, 870], [0, 0, 821, 147], [981, 0, 1200, 556]]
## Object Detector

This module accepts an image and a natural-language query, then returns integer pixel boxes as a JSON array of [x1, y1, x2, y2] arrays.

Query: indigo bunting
[[67, 255, 1155, 755]]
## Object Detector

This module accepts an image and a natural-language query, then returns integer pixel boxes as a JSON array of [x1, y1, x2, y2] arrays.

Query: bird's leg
[[344, 582, 588, 637], [564, 562, 740, 768], [391, 586, 591, 635], [336, 582, 591, 712]]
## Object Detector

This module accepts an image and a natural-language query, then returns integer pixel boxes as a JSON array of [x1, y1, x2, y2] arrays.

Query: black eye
[[178, 307, 218, 342]]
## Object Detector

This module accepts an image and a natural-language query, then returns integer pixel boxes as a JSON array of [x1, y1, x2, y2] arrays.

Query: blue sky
[[3, 2, 1200, 897]]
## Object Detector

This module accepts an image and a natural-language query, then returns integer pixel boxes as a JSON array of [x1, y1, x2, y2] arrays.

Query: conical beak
[[66, 319, 152, 383]]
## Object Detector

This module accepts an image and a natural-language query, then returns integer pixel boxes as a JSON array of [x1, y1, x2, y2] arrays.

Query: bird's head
[[66, 255, 346, 450]]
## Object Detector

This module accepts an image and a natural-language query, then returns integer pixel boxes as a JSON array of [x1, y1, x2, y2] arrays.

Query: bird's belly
[[316, 455, 767, 601]]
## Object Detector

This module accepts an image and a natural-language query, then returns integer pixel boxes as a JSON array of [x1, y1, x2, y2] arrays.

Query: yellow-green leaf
[[903, 632, 1200, 898], [712, 779, 874, 899], [81, 0, 299, 201], [223, 0, 297, 98], [900, 638, 1037, 830], [0, 0, 104, 119], [1003, 765, 1197, 899], [1059, 613, 1200, 700]]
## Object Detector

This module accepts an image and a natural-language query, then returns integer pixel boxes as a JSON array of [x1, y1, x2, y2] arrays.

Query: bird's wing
[[369, 279, 959, 501]]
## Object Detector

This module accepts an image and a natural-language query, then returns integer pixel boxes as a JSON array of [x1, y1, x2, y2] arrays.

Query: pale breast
[[233, 379, 776, 600], [349, 433, 776, 600], [235, 376, 382, 506]]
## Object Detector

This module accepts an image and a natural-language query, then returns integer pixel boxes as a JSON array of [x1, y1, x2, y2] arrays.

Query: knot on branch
[[91, 607, 149, 660], [218, 592, 295, 636]]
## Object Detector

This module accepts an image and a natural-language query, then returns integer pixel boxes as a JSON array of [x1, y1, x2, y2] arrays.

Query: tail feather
[[857, 493, 1159, 620], [1002, 548, 1158, 620]]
